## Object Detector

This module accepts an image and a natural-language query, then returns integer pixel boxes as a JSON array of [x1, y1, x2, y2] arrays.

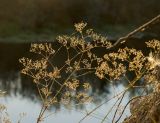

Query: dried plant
[[19, 21, 160, 123], [19, 22, 112, 123], [0, 91, 11, 123]]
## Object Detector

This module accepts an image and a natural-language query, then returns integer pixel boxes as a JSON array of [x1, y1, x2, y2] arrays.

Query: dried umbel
[[97, 47, 147, 80], [144, 40, 160, 93], [146, 40, 160, 69], [20, 22, 109, 122], [146, 39, 160, 53], [74, 22, 87, 33]]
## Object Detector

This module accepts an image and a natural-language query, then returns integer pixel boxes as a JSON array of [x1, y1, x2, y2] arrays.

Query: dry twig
[[109, 14, 160, 49]]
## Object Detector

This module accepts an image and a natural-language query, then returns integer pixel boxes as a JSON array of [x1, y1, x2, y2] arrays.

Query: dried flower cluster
[[144, 40, 160, 93], [96, 47, 146, 80]]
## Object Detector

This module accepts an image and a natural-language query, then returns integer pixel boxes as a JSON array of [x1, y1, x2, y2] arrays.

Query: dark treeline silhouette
[[0, 0, 159, 34]]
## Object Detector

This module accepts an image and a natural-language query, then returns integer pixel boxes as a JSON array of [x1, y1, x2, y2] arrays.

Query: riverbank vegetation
[[18, 20, 160, 122]]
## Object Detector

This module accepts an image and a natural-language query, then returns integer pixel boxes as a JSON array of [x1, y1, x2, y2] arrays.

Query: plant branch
[[109, 14, 160, 49]]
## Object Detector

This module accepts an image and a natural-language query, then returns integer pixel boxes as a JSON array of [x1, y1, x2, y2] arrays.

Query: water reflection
[[0, 72, 131, 123]]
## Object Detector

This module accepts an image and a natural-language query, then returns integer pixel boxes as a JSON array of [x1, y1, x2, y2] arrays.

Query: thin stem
[[112, 91, 126, 123], [78, 90, 126, 123]]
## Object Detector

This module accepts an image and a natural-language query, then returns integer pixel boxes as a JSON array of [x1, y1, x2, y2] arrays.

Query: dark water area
[[0, 35, 159, 71], [0, 36, 158, 123]]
